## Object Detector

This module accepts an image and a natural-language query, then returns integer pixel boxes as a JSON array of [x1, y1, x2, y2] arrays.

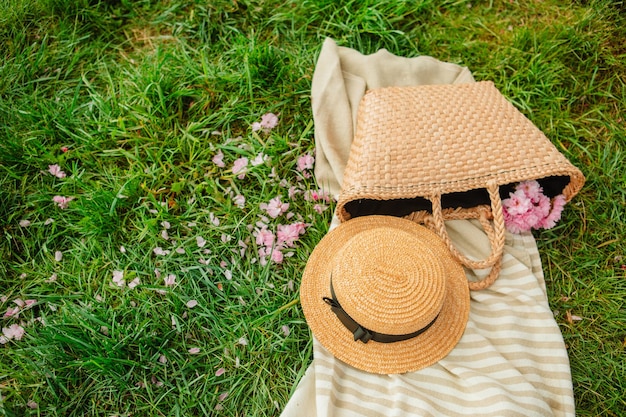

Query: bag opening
[[341, 176, 571, 219]]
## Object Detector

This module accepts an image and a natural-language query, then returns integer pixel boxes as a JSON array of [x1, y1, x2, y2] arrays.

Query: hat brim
[[300, 215, 470, 374]]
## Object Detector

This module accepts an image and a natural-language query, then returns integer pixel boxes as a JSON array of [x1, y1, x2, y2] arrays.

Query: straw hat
[[300, 215, 470, 374]]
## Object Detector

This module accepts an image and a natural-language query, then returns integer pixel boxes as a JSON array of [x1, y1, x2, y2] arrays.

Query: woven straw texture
[[300, 215, 469, 375], [336, 81, 585, 221]]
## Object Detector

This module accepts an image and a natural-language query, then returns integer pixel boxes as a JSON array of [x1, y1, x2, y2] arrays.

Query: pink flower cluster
[[1, 297, 37, 344], [254, 220, 306, 266], [502, 180, 566, 233]]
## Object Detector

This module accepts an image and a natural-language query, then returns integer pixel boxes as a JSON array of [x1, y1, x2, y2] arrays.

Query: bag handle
[[428, 181, 506, 291]]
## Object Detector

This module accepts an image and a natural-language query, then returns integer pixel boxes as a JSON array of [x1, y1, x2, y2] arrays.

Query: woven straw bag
[[336, 81, 585, 290]]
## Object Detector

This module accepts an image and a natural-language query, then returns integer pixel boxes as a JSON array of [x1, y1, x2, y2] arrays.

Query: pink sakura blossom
[[502, 180, 566, 233], [252, 112, 279, 132], [270, 249, 284, 264], [539, 194, 566, 229], [276, 222, 306, 248], [296, 154, 314, 172], [2, 324, 25, 342], [260, 196, 289, 218], [52, 195, 74, 209], [233, 194, 245, 208], [48, 164, 67, 178], [128, 277, 141, 289], [251, 153, 269, 166], [232, 157, 248, 179], [254, 226, 275, 248], [313, 204, 328, 214], [212, 150, 226, 168], [112, 270, 125, 287], [153, 247, 170, 256], [305, 189, 332, 203], [3, 306, 20, 318], [164, 274, 176, 287]]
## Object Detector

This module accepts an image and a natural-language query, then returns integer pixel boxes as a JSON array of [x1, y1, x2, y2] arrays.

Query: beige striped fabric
[[282, 220, 575, 416], [281, 38, 575, 416]]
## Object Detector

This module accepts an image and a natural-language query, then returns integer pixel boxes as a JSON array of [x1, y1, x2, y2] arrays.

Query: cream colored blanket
[[281, 38, 575, 417]]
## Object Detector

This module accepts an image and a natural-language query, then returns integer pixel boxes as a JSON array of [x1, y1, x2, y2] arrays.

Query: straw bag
[[335, 81, 585, 290]]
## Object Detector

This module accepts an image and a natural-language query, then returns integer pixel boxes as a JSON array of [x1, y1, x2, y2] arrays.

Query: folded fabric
[[281, 38, 575, 416]]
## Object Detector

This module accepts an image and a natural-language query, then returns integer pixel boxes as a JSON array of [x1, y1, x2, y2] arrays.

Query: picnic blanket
[[281, 38, 575, 416]]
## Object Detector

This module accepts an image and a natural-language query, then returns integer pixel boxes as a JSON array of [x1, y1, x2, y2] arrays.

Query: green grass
[[1, 0, 624, 415]]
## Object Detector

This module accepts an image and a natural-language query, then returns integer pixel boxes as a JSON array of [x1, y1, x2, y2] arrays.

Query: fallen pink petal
[[215, 367, 226, 377], [188, 347, 200, 354], [48, 164, 67, 178], [54, 250, 63, 262], [164, 274, 176, 287], [212, 150, 226, 168], [2, 324, 25, 341], [52, 195, 75, 209], [232, 157, 248, 179], [296, 154, 314, 172], [186, 300, 198, 308]]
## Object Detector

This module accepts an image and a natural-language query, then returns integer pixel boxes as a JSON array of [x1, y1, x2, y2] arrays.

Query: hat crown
[[332, 227, 447, 336]]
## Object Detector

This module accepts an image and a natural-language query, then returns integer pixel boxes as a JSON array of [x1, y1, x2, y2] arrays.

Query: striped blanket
[[281, 38, 575, 416]]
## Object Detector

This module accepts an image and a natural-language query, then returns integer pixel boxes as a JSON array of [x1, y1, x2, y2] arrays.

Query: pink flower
[[128, 277, 140, 289], [48, 164, 67, 178], [539, 195, 566, 229], [260, 113, 278, 129], [313, 203, 327, 214], [212, 150, 226, 168], [233, 194, 245, 208], [517, 180, 543, 202], [502, 180, 567, 233], [232, 157, 248, 179], [254, 226, 275, 248], [296, 154, 314, 172], [112, 270, 125, 287], [153, 247, 170, 256], [3, 306, 19, 318], [276, 222, 306, 248], [252, 113, 279, 132], [164, 274, 176, 287], [52, 195, 74, 209], [260, 196, 289, 218], [2, 324, 25, 341], [502, 189, 532, 216], [251, 153, 269, 166], [270, 249, 284, 264]]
